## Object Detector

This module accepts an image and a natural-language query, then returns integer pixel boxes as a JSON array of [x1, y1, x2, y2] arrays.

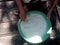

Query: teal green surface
[[18, 10, 52, 44]]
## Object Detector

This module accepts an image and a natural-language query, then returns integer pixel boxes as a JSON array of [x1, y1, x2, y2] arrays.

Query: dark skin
[[47, 0, 58, 18], [16, 0, 58, 21], [15, 0, 26, 21]]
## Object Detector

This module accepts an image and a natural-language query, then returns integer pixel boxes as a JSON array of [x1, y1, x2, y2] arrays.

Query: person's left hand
[[20, 12, 26, 21]]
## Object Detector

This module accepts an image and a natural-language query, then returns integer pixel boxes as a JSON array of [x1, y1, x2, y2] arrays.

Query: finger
[[20, 14, 26, 21]]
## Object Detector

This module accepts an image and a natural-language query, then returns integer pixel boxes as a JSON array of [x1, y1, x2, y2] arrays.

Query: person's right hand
[[47, 10, 52, 18], [20, 12, 26, 21]]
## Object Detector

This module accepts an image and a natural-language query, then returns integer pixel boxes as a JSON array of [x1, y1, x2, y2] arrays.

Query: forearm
[[49, 0, 58, 12], [15, 0, 25, 13]]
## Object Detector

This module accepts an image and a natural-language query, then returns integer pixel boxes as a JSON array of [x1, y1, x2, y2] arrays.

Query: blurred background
[[0, 0, 60, 45]]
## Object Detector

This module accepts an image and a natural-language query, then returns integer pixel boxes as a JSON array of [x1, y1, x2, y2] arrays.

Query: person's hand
[[47, 11, 51, 18], [20, 12, 26, 21]]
